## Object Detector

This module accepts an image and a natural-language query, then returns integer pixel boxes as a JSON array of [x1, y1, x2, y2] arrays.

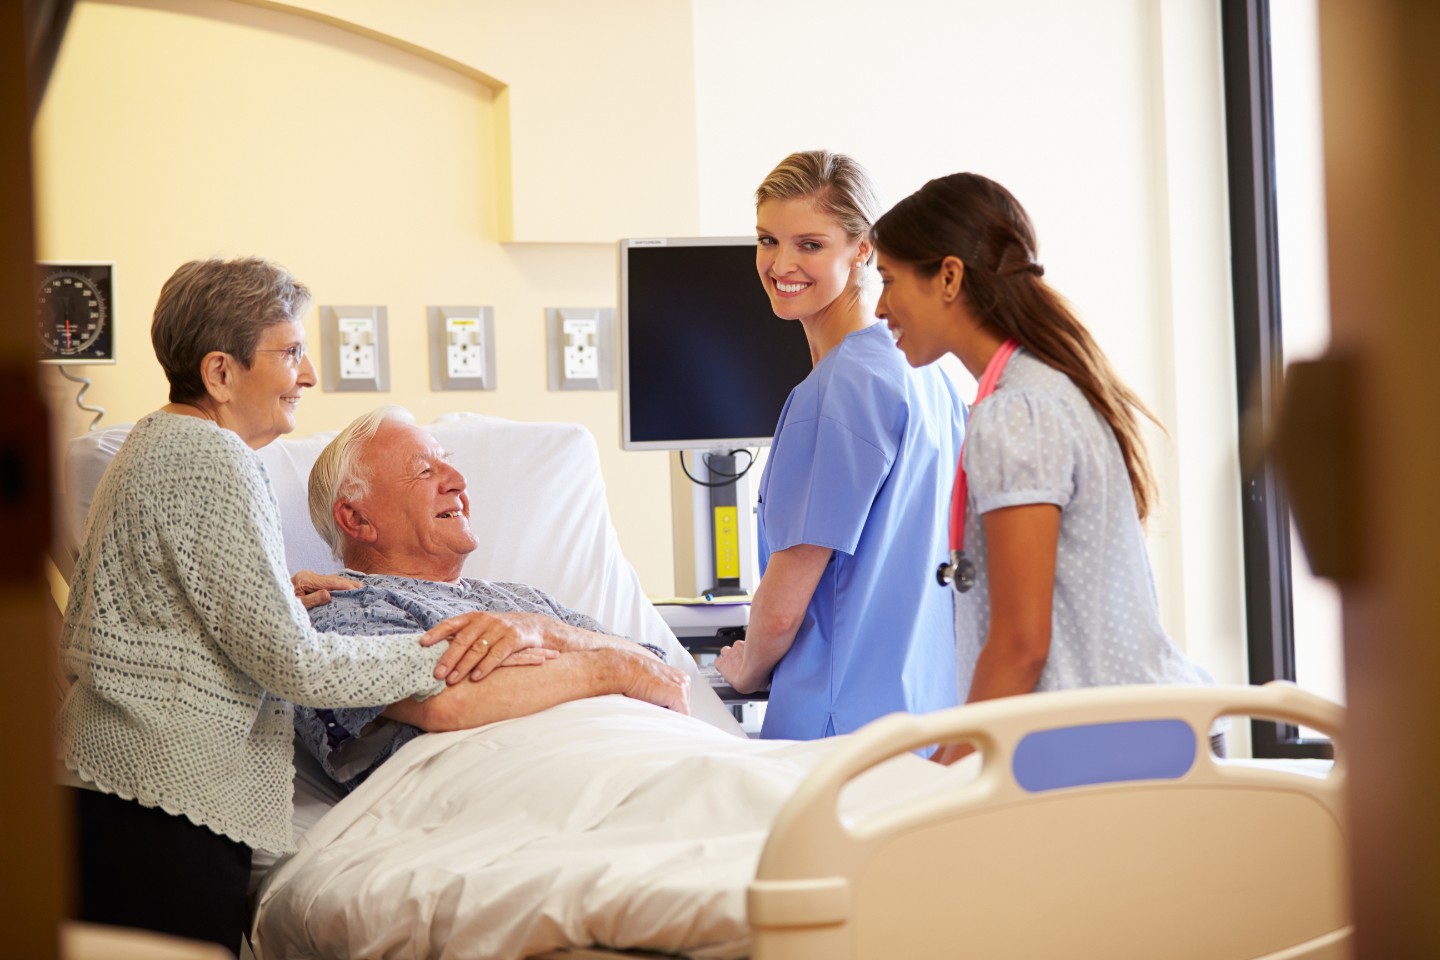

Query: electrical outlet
[[546, 307, 614, 391], [320, 306, 388, 392], [563, 318, 598, 380], [339, 316, 377, 380], [429, 306, 496, 391], [446, 317, 486, 378]]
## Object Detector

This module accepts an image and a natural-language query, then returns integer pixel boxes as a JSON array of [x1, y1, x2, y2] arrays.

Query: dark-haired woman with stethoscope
[[871, 172, 1217, 765]]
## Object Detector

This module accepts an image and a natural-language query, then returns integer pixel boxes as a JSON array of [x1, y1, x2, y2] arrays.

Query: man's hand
[[608, 650, 690, 714], [292, 570, 362, 610], [390, 647, 683, 733], [498, 648, 560, 667], [487, 611, 640, 656], [714, 638, 768, 695], [420, 610, 549, 684]]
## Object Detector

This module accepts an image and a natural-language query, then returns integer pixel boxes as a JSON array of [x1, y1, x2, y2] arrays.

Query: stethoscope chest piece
[[936, 551, 976, 594], [938, 338, 1021, 597]]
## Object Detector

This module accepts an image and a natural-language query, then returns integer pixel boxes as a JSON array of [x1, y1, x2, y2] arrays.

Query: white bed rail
[[750, 681, 1350, 960]]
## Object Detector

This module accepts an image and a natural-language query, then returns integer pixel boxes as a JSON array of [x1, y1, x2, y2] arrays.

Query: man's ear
[[334, 499, 378, 544], [198, 350, 235, 404]]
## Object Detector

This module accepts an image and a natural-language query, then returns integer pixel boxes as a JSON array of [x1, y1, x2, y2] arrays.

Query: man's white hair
[[308, 406, 417, 560]]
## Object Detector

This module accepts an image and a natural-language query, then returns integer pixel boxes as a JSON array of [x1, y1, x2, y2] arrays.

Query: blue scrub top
[[757, 323, 964, 742]]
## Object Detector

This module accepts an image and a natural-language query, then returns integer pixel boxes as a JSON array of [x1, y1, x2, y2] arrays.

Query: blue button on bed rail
[[1012, 718, 1197, 792]]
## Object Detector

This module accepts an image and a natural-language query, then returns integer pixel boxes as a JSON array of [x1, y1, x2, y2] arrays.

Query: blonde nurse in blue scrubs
[[715, 151, 964, 747], [870, 172, 1216, 765]]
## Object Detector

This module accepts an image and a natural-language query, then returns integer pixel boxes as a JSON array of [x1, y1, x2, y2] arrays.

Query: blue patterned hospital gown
[[293, 572, 661, 792]]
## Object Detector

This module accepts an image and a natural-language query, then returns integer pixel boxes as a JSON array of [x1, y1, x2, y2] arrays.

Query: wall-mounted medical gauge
[[36, 262, 116, 364]]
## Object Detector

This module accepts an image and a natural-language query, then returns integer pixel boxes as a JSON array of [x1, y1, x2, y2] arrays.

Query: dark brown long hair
[[871, 173, 1161, 520]]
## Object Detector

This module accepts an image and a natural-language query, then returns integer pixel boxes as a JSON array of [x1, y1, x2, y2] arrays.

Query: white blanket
[[253, 696, 957, 960]]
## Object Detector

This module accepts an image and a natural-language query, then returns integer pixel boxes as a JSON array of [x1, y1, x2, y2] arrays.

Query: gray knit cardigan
[[58, 412, 446, 852]]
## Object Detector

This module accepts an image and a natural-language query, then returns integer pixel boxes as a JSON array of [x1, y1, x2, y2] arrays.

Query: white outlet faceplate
[[339, 316, 377, 380], [546, 307, 614, 391], [446, 317, 486, 379], [320, 306, 388, 392], [562, 318, 598, 380], [429, 306, 495, 391]]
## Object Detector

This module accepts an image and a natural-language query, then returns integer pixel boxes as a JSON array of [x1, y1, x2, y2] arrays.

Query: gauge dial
[[36, 262, 115, 363]]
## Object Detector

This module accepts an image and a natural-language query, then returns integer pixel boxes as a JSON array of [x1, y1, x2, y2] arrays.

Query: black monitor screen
[[620, 238, 813, 450]]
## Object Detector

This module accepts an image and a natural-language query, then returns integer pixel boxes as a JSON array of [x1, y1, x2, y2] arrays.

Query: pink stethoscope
[[936, 337, 1021, 593]]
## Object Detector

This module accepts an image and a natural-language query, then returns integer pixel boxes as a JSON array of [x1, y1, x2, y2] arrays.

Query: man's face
[[350, 420, 479, 576]]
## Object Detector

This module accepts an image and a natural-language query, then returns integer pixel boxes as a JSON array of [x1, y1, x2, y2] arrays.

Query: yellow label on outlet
[[713, 505, 739, 579]]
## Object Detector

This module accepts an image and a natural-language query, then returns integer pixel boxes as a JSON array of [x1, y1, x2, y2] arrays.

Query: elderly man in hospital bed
[[291, 405, 691, 791], [254, 406, 957, 958]]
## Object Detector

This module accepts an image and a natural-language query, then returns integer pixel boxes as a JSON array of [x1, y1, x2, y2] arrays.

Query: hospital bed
[[62, 413, 1352, 960]]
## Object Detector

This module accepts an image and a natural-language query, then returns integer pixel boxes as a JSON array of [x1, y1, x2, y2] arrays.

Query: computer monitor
[[619, 236, 812, 452]]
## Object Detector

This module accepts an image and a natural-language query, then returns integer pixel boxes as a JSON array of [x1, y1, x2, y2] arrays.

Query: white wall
[[691, 0, 1247, 686], [37, 0, 1248, 691]]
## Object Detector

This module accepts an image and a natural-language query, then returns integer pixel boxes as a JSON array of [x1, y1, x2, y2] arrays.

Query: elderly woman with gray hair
[[56, 256, 493, 956]]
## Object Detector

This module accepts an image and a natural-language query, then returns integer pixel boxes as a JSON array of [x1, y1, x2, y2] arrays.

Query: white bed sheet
[[252, 696, 965, 960]]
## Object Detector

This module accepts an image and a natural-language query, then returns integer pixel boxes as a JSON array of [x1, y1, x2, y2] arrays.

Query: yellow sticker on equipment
[[713, 505, 740, 578]]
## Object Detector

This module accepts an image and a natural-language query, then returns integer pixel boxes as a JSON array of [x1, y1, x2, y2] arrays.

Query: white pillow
[[63, 413, 741, 735], [61, 425, 129, 560]]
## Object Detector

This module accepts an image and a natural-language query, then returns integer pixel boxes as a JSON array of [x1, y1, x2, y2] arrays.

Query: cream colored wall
[[37, 0, 1248, 691], [34, 0, 685, 594], [689, 0, 1247, 689], [243, 0, 702, 243]]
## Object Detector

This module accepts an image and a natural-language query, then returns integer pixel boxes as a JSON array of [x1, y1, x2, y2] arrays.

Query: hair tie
[[972, 239, 1043, 278], [996, 255, 1044, 278]]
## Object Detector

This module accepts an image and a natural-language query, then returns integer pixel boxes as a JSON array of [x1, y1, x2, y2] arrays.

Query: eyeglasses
[[252, 344, 307, 367]]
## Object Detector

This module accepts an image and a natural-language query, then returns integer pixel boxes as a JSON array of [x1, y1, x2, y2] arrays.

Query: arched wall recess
[[233, 0, 701, 241]]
